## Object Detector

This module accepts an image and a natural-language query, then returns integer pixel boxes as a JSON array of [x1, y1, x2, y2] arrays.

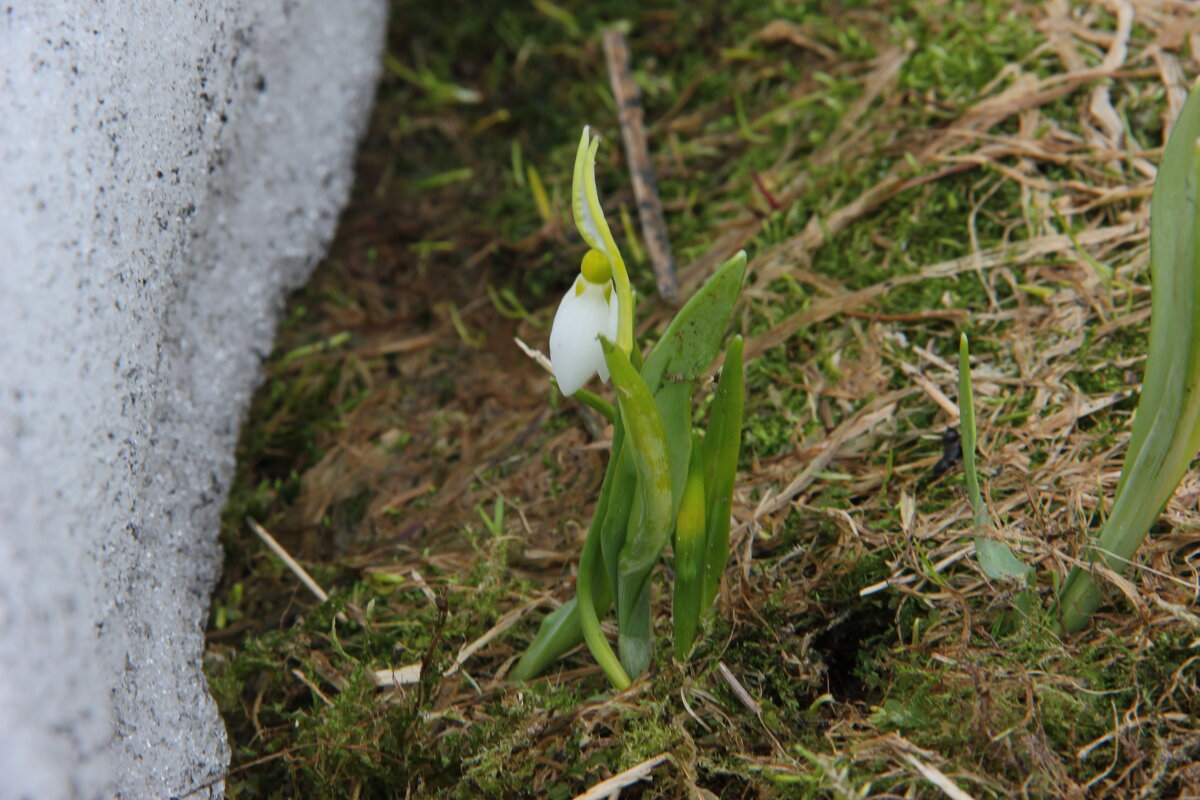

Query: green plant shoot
[[1058, 80, 1200, 633], [512, 127, 746, 687], [960, 333, 1030, 582]]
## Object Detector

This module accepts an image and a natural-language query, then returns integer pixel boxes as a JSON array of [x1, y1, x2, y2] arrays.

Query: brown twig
[[602, 28, 679, 304], [247, 517, 352, 625]]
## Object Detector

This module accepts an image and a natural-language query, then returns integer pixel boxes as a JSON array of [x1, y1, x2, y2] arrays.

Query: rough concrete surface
[[0, 2, 385, 797]]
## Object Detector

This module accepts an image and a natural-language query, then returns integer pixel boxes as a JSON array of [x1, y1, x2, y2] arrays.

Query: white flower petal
[[549, 278, 615, 396]]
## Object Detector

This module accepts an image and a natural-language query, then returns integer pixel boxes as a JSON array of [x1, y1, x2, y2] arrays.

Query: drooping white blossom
[[549, 273, 618, 396], [546, 126, 633, 396]]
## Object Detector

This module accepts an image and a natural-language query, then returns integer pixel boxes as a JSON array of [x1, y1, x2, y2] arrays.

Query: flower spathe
[[548, 126, 635, 396], [550, 261, 618, 396]]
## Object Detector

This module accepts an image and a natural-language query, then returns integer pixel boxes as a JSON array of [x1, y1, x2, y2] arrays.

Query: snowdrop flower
[[550, 250, 619, 395], [548, 126, 636, 395]]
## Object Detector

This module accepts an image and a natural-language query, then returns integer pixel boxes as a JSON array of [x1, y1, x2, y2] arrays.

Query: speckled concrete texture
[[0, 2, 385, 797]]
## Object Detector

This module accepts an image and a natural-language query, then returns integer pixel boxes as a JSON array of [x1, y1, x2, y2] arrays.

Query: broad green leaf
[[599, 421, 634, 613], [642, 251, 746, 515], [568, 397, 637, 690], [603, 341, 674, 580], [1060, 80, 1200, 632], [653, 380, 694, 514], [642, 251, 747, 393], [509, 572, 612, 682], [616, 568, 653, 679], [700, 335, 744, 610]]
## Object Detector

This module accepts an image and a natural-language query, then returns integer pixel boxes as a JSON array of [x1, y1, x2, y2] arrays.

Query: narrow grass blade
[[957, 333, 986, 530], [1059, 82, 1200, 633], [526, 164, 553, 225], [700, 335, 744, 610], [673, 436, 707, 660]]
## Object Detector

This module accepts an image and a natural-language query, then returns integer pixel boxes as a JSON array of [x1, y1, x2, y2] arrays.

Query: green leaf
[[599, 440, 635, 612], [511, 414, 627, 682], [616, 572, 653, 680], [576, 492, 631, 689], [507, 598, 581, 682], [1060, 81, 1200, 632], [975, 538, 1032, 581], [957, 333, 987, 530], [642, 251, 746, 515], [673, 435, 707, 661], [700, 335, 744, 610], [651, 380, 694, 516], [603, 339, 674, 679], [642, 251, 747, 393], [509, 584, 612, 682]]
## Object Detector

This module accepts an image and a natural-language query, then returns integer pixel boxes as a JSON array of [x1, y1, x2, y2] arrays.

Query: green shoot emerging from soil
[[1058, 79, 1200, 633]]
